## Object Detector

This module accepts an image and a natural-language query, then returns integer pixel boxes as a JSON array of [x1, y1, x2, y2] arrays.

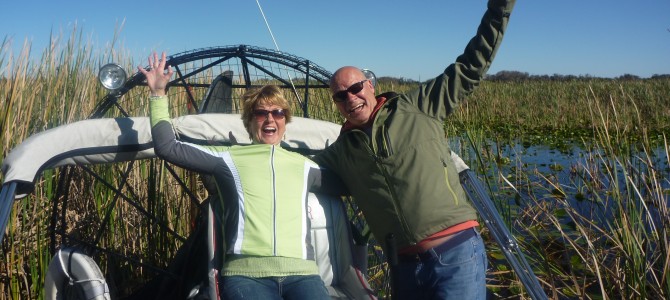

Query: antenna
[[255, 0, 304, 108]]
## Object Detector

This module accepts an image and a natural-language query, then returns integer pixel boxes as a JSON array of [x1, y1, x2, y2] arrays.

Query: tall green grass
[[1, 28, 669, 299], [0, 31, 191, 299]]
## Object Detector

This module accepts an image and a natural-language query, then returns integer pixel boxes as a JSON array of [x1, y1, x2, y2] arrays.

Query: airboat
[[0, 45, 546, 299]]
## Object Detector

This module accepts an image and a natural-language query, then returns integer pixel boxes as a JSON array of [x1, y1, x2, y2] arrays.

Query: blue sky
[[1, 0, 669, 80]]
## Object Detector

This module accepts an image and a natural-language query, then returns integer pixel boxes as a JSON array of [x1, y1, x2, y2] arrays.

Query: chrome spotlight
[[361, 69, 377, 87], [98, 63, 127, 91]]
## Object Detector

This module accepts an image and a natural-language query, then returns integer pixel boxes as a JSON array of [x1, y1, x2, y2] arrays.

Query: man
[[313, 0, 516, 298]]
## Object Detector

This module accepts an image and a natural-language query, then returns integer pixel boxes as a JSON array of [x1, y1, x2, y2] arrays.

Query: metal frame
[[90, 45, 333, 119]]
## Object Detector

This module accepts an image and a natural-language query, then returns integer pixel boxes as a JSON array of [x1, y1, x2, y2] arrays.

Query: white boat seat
[[308, 193, 376, 299], [203, 192, 376, 300]]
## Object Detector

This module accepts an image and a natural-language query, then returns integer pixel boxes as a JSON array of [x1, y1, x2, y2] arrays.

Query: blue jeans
[[394, 229, 488, 299], [220, 274, 330, 300]]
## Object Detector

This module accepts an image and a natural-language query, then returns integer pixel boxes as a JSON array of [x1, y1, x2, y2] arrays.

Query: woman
[[140, 52, 337, 299]]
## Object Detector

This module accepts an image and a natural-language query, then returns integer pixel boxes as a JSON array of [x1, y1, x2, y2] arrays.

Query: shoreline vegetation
[[1, 33, 669, 299]]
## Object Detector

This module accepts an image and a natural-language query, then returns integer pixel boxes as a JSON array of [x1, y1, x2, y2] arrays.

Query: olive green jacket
[[314, 0, 515, 249]]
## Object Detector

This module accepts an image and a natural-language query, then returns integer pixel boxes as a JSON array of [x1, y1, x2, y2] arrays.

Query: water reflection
[[451, 138, 670, 231]]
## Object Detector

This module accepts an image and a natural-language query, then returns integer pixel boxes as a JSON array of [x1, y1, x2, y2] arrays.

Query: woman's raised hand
[[138, 51, 174, 97]]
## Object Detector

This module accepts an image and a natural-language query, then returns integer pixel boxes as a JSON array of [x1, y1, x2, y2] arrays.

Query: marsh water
[[451, 137, 670, 231]]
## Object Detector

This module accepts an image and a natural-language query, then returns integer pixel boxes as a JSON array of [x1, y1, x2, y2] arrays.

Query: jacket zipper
[[442, 158, 459, 206], [355, 129, 412, 243], [378, 125, 394, 158], [271, 145, 277, 255]]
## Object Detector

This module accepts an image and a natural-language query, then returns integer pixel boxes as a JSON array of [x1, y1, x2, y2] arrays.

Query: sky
[[1, 0, 669, 80]]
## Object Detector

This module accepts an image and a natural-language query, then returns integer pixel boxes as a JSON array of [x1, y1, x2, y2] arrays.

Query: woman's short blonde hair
[[241, 85, 292, 138]]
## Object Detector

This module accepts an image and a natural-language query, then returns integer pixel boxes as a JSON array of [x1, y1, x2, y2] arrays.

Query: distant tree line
[[376, 72, 670, 84], [376, 76, 421, 85], [485, 70, 670, 82]]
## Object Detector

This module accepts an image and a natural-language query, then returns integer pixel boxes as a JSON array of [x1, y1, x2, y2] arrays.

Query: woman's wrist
[[150, 90, 166, 97]]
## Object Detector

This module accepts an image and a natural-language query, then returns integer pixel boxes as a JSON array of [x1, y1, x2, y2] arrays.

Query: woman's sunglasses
[[332, 80, 368, 103], [253, 109, 286, 121]]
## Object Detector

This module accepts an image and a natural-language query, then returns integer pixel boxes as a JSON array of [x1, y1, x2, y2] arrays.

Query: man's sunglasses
[[332, 80, 368, 103], [253, 109, 286, 121]]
